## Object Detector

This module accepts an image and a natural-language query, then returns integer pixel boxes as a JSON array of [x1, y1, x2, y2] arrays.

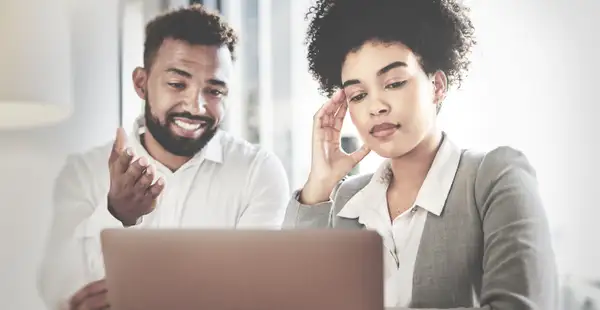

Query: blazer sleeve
[[282, 181, 344, 229], [394, 146, 559, 310], [474, 146, 558, 310]]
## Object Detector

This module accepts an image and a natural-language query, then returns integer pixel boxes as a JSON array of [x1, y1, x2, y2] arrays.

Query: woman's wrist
[[299, 178, 337, 205]]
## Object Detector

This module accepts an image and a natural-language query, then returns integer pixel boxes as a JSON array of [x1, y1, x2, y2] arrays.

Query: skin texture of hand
[[68, 279, 109, 310], [107, 128, 165, 226], [301, 90, 371, 205]]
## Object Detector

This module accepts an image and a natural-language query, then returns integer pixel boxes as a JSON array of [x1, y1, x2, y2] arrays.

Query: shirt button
[[410, 207, 418, 213]]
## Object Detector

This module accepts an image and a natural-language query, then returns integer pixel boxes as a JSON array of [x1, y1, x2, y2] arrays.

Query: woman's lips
[[370, 123, 400, 138]]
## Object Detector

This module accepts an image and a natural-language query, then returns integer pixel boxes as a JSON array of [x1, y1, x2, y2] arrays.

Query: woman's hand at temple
[[300, 90, 371, 205]]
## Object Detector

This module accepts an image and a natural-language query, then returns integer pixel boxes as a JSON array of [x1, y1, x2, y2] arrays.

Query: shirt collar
[[414, 133, 462, 216], [337, 132, 462, 219], [128, 115, 224, 166]]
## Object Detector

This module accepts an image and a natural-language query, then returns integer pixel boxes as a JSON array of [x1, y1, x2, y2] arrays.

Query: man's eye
[[349, 93, 367, 102], [168, 82, 185, 89], [208, 89, 225, 97]]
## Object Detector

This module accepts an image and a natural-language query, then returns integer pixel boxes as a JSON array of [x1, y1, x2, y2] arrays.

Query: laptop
[[100, 228, 384, 310]]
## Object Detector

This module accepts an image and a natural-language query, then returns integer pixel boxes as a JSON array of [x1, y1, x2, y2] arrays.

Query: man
[[38, 5, 290, 310]]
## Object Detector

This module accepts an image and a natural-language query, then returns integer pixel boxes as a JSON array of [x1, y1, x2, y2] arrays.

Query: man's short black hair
[[143, 4, 238, 70], [305, 0, 477, 97]]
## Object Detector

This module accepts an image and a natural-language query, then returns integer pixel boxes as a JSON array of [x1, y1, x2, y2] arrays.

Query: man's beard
[[144, 102, 218, 157]]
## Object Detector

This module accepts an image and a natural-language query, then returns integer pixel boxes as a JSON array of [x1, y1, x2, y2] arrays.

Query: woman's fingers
[[312, 89, 348, 164], [349, 144, 371, 164], [333, 100, 348, 132]]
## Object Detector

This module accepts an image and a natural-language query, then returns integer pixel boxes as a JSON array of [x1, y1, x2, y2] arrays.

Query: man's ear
[[132, 67, 148, 100], [431, 70, 448, 112]]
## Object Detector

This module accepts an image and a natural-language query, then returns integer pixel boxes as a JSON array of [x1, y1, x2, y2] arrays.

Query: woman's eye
[[386, 80, 407, 89], [349, 93, 367, 102], [168, 82, 185, 90]]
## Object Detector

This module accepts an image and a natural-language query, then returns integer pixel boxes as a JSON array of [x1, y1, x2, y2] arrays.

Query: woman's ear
[[431, 70, 448, 113]]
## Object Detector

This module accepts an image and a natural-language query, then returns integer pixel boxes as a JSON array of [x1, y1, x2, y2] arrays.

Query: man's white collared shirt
[[39, 117, 290, 310], [337, 135, 462, 308]]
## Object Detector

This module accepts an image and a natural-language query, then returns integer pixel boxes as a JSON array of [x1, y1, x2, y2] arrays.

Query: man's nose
[[187, 91, 207, 114]]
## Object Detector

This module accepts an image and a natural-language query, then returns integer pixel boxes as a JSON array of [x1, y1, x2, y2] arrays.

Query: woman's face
[[341, 41, 446, 158]]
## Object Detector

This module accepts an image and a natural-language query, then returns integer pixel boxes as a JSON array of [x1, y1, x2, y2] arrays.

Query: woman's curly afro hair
[[305, 0, 477, 97]]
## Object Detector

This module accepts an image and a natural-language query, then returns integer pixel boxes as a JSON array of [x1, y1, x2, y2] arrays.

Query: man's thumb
[[109, 127, 128, 163], [114, 127, 128, 151]]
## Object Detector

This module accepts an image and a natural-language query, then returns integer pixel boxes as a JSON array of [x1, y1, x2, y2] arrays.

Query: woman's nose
[[369, 101, 390, 116]]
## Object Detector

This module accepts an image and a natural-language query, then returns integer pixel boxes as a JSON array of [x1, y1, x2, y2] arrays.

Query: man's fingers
[[133, 166, 154, 193], [147, 178, 165, 198], [123, 156, 148, 186], [112, 148, 134, 174], [78, 291, 110, 310], [69, 280, 107, 309], [136, 179, 164, 214]]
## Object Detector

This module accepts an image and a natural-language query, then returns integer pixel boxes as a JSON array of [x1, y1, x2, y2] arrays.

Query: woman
[[283, 0, 558, 309]]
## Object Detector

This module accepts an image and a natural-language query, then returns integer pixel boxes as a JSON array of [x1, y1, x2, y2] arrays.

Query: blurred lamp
[[0, 0, 73, 129]]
